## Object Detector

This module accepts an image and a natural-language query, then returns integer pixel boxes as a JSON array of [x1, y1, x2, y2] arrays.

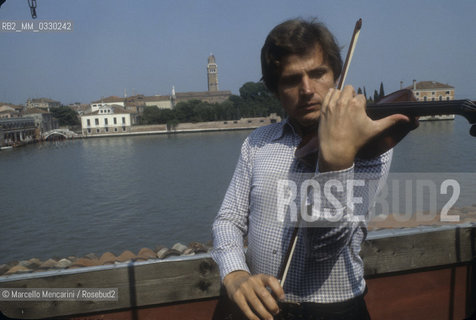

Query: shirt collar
[[271, 118, 300, 142]]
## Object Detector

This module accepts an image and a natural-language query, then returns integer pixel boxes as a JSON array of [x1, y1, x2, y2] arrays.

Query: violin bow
[[278, 18, 364, 287], [337, 18, 362, 90]]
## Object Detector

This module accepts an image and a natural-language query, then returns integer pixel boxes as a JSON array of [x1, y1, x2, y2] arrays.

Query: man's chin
[[296, 113, 320, 128]]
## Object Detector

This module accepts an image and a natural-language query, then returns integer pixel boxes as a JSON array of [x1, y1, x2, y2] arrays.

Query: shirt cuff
[[211, 247, 250, 281]]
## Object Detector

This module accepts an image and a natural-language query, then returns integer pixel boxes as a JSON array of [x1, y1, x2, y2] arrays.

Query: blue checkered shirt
[[211, 119, 391, 303]]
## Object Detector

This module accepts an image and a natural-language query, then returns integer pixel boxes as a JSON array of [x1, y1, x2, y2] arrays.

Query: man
[[212, 18, 416, 320]]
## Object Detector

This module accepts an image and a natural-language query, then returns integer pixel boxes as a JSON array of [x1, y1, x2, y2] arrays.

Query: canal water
[[1, 117, 475, 264]]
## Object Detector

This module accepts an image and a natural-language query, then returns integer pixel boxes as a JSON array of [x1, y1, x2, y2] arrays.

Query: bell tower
[[207, 54, 218, 92]]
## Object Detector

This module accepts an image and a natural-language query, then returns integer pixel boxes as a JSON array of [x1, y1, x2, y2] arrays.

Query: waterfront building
[[408, 80, 455, 102], [80, 106, 133, 136], [22, 108, 59, 134], [406, 80, 455, 121], [26, 98, 61, 111], [0, 117, 36, 147]]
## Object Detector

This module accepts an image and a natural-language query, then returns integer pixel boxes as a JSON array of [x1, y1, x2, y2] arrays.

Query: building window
[[416, 92, 420, 96], [424, 96, 427, 101], [87, 119, 91, 126], [439, 96, 442, 101], [105, 118, 108, 125], [447, 96, 450, 101], [114, 128, 118, 132], [87, 128, 91, 133], [122, 126, 126, 131], [105, 127, 109, 132], [114, 117, 117, 125], [96, 129, 100, 133], [95, 118, 99, 125], [122, 117, 126, 124]]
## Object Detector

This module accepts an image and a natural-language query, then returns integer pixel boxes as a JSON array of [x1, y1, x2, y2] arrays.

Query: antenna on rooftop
[[28, 0, 37, 19]]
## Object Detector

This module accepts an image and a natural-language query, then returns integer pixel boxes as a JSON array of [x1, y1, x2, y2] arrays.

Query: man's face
[[276, 46, 335, 131]]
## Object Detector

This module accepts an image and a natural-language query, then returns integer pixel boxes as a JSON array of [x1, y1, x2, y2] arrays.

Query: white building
[[90, 96, 125, 112], [81, 106, 132, 136]]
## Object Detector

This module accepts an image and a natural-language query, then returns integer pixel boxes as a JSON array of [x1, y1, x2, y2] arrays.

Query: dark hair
[[260, 18, 342, 93]]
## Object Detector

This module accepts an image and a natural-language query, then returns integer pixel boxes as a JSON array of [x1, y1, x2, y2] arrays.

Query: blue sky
[[0, 0, 475, 105]]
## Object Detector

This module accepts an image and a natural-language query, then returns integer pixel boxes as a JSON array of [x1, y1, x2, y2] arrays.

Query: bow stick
[[278, 18, 363, 287], [337, 18, 362, 90]]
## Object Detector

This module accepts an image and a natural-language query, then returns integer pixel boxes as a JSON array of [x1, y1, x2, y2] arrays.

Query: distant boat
[[0, 146, 13, 151], [419, 114, 455, 121]]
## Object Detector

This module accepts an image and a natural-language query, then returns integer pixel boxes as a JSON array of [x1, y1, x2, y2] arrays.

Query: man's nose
[[299, 75, 313, 96]]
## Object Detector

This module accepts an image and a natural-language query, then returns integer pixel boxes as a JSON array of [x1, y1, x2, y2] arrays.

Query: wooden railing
[[0, 225, 474, 319]]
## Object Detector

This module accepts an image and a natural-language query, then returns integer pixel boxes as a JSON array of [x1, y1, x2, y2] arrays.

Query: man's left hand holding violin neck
[[317, 85, 418, 172]]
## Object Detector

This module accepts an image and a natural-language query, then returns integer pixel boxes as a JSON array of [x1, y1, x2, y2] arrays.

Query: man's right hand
[[223, 270, 285, 320]]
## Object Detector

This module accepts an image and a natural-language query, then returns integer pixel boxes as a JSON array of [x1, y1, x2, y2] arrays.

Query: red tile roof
[[1, 207, 475, 277]]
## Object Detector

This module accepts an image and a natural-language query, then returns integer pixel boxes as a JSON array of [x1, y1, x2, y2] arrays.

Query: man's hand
[[223, 270, 285, 320], [317, 85, 414, 172]]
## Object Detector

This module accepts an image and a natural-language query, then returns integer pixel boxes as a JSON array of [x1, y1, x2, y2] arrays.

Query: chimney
[[413, 79, 417, 91], [400, 81, 403, 90]]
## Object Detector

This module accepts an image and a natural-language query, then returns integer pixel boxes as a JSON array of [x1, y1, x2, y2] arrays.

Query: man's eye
[[280, 76, 301, 87], [309, 70, 325, 79]]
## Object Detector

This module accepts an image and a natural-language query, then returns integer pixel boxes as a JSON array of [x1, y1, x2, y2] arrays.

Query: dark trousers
[[276, 293, 371, 320]]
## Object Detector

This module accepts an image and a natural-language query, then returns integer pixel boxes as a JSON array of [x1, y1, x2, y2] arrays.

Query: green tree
[[373, 90, 379, 103], [236, 81, 283, 118], [50, 106, 80, 126], [142, 107, 176, 124], [379, 82, 385, 99]]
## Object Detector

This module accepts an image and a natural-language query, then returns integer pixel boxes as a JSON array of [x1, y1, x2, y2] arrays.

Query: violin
[[367, 89, 476, 137]]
